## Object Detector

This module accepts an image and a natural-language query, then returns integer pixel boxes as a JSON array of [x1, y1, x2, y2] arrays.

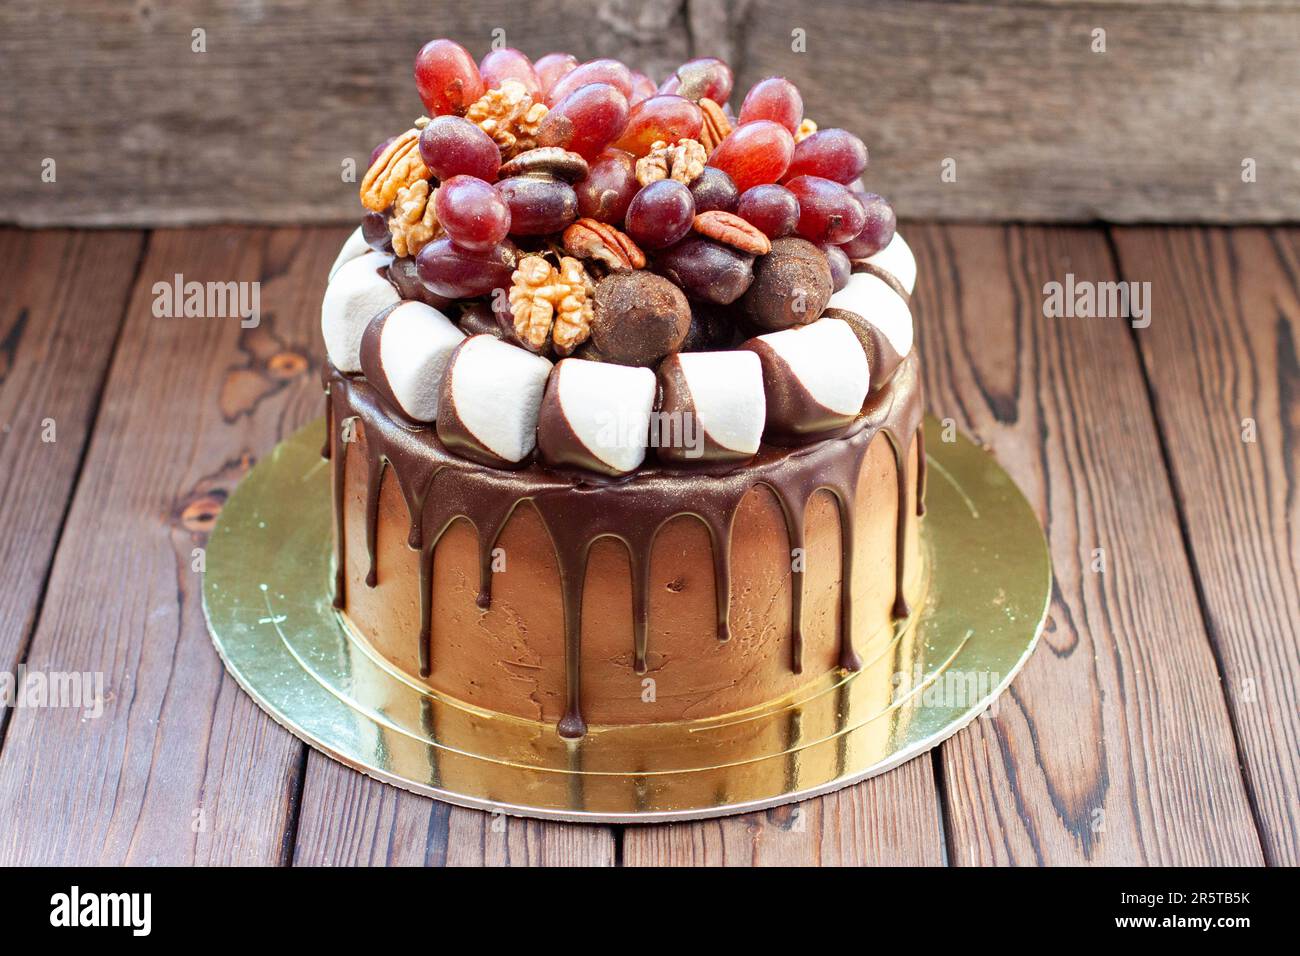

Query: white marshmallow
[[321, 252, 398, 372], [372, 302, 464, 422], [547, 360, 656, 474], [756, 318, 870, 415], [863, 231, 916, 295], [674, 351, 765, 456], [328, 225, 371, 282], [827, 271, 913, 358], [445, 336, 553, 463]]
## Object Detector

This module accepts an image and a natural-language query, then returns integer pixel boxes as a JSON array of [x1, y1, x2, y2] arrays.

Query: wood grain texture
[[292, 758, 616, 866], [622, 756, 945, 865], [1110, 226, 1300, 865], [2, 1, 1296, 226], [0, 226, 339, 864], [0, 230, 143, 732], [911, 223, 1264, 865]]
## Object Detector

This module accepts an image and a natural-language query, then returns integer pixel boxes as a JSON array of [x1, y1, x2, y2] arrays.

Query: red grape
[[670, 57, 733, 103], [418, 115, 501, 181], [735, 184, 799, 238], [388, 256, 455, 310], [840, 192, 897, 258], [785, 176, 866, 244], [629, 71, 658, 106], [546, 58, 634, 106], [575, 149, 639, 223], [414, 39, 484, 117], [478, 48, 541, 97], [535, 53, 577, 95], [689, 166, 739, 213], [362, 211, 393, 252], [434, 176, 512, 251], [625, 180, 695, 249], [416, 237, 519, 298], [738, 77, 803, 134], [656, 238, 754, 304], [495, 176, 579, 235], [536, 83, 630, 160], [820, 243, 852, 291], [612, 95, 704, 157], [708, 120, 794, 192], [783, 128, 868, 184]]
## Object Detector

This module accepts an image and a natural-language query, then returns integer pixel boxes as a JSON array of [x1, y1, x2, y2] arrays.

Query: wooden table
[[0, 224, 1294, 866]]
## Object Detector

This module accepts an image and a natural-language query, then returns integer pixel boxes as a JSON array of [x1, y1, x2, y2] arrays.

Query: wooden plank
[[292, 759, 616, 866], [622, 757, 945, 866], [4, 1, 1298, 226], [1109, 226, 1300, 865], [0, 229, 143, 724], [912, 223, 1264, 864], [0, 226, 343, 865]]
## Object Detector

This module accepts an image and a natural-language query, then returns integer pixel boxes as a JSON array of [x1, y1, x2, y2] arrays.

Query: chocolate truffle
[[590, 272, 691, 366], [741, 236, 833, 331]]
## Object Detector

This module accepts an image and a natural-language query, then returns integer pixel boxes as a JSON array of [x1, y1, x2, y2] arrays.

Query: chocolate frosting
[[323, 351, 924, 738]]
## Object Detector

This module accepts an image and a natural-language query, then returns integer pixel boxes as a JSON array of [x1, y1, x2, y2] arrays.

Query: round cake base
[[203, 415, 1050, 823]]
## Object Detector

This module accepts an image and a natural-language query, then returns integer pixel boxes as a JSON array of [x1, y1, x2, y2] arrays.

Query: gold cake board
[[203, 415, 1050, 823]]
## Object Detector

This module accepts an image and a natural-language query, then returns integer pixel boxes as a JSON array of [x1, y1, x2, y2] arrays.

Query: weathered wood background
[[1, 0, 1297, 227]]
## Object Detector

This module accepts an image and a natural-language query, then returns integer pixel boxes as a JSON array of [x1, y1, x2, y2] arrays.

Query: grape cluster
[[371, 40, 896, 316]]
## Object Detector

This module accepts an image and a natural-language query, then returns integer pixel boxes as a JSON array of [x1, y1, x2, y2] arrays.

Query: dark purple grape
[[840, 193, 897, 259], [735, 184, 799, 238], [625, 180, 695, 250], [783, 128, 869, 185], [418, 115, 501, 182], [434, 176, 511, 251], [416, 237, 519, 298], [369, 136, 396, 168], [656, 237, 754, 305], [388, 256, 455, 309], [785, 176, 866, 244], [495, 176, 579, 235], [820, 243, 852, 291], [689, 166, 739, 214], [575, 149, 639, 223], [361, 211, 393, 252]]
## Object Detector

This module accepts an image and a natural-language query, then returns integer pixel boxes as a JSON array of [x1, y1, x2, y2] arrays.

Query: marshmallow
[[321, 252, 399, 372], [862, 231, 916, 296], [656, 351, 765, 464], [538, 359, 657, 475], [742, 317, 870, 444], [436, 335, 553, 466], [328, 226, 371, 282], [826, 270, 913, 358], [359, 302, 464, 423]]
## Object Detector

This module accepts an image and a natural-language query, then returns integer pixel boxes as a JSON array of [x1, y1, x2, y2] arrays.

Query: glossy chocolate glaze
[[323, 346, 924, 738]]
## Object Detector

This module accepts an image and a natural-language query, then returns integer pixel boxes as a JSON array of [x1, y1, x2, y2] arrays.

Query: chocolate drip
[[915, 426, 927, 517], [324, 353, 924, 737]]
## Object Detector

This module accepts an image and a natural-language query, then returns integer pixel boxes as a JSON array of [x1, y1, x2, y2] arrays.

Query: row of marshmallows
[[322, 229, 916, 474]]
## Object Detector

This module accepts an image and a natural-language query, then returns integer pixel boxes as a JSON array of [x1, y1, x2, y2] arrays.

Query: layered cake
[[321, 41, 923, 738]]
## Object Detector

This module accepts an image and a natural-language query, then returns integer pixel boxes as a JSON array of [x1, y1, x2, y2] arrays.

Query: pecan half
[[698, 98, 732, 155], [562, 218, 646, 271], [693, 210, 772, 255], [360, 128, 430, 212]]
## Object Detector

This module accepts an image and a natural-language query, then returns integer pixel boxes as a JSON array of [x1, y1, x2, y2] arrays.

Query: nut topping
[[498, 146, 590, 182], [635, 138, 708, 187], [508, 255, 595, 355], [465, 79, 549, 159], [693, 210, 772, 255], [388, 179, 442, 257], [698, 98, 732, 155], [360, 128, 430, 212], [794, 117, 818, 143], [562, 218, 646, 271]]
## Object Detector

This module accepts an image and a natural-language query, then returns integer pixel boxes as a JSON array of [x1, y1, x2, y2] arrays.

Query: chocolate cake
[[321, 41, 924, 738]]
